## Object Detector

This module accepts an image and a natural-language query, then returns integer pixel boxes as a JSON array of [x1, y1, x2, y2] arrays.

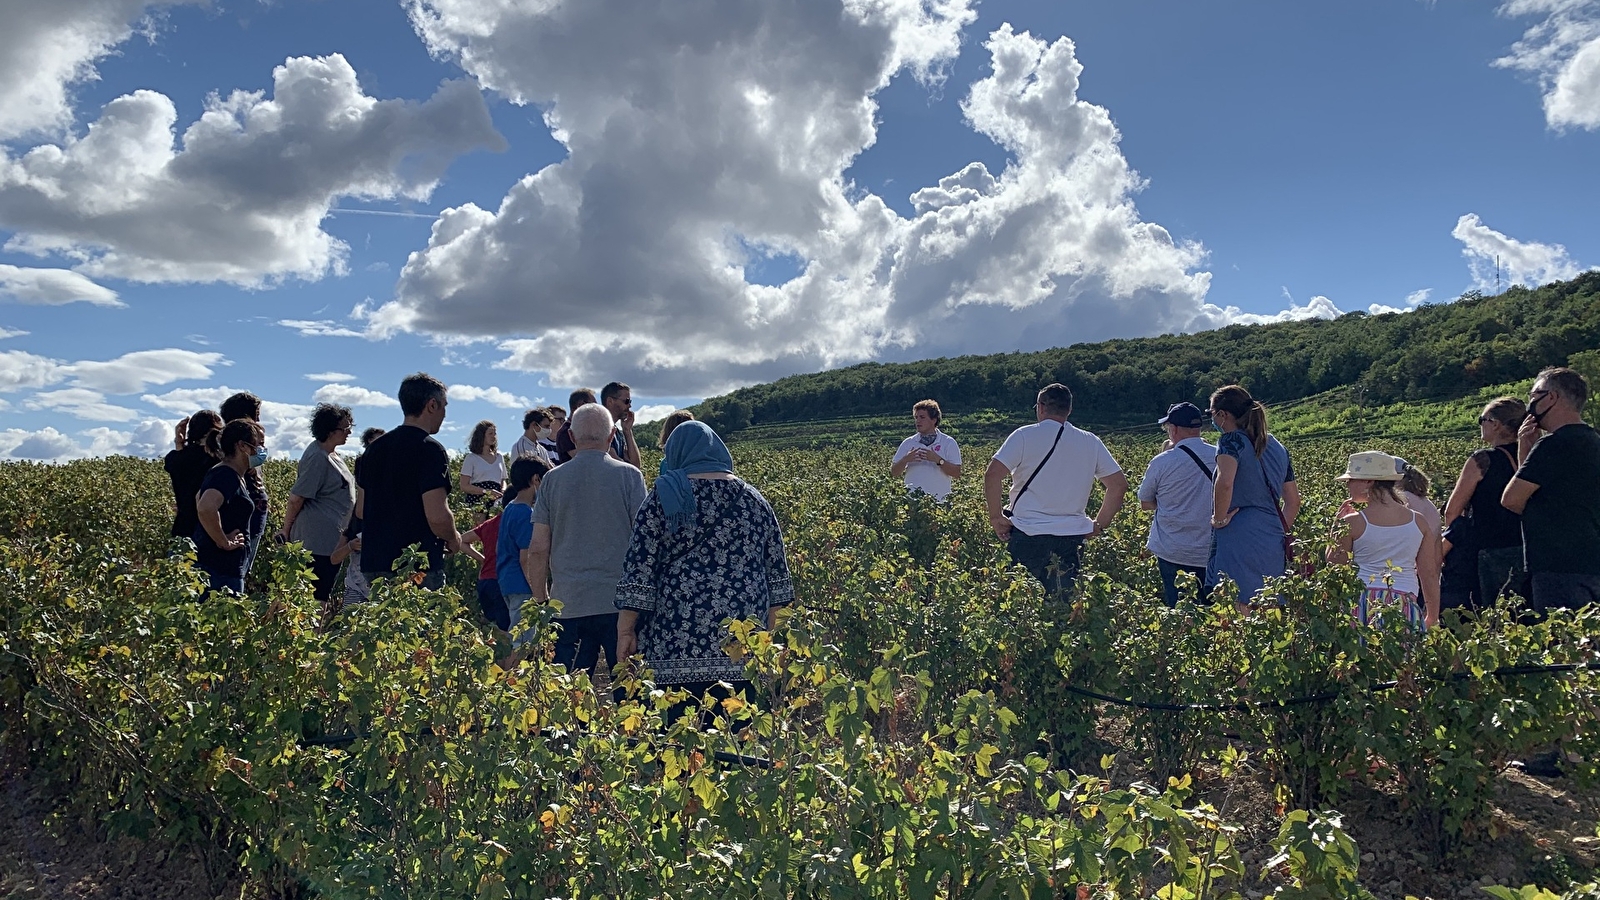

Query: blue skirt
[[1207, 507, 1285, 603]]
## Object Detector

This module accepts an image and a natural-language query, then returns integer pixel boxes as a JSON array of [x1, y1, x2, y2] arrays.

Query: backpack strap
[[1177, 444, 1214, 481]]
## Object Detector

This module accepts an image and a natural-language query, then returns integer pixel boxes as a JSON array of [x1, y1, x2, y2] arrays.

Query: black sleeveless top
[[1467, 443, 1521, 549]]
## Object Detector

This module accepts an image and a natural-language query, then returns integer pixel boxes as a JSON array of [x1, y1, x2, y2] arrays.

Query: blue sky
[[1, 0, 1596, 460]]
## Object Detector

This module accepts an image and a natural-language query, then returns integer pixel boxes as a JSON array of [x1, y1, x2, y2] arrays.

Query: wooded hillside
[[692, 273, 1600, 435]]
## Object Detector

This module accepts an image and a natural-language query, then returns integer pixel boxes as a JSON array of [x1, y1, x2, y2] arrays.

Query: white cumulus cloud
[[24, 387, 139, 421], [633, 403, 678, 423], [1215, 295, 1344, 326], [0, 0, 204, 141], [312, 383, 399, 408], [2, 426, 83, 461], [448, 383, 530, 409], [67, 347, 224, 393], [0, 264, 122, 306], [141, 385, 313, 453], [1452, 212, 1588, 291], [304, 371, 355, 382], [1496, 0, 1600, 130], [0, 53, 504, 285], [0, 349, 68, 392], [363, 2, 1234, 395]]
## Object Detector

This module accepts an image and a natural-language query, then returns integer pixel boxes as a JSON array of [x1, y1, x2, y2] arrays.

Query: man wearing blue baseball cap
[[1138, 402, 1218, 606]]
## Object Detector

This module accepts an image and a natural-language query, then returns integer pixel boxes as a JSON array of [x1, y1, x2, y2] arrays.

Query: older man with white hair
[[528, 402, 647, 675]]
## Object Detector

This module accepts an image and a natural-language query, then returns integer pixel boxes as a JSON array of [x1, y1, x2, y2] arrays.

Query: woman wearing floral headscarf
[[616, 421, 793, 720]]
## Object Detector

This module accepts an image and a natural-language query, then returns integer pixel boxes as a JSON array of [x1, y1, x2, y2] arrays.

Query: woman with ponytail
[[1206, 385, 1301, 602], [164, 409, 224, 544], [193, 419, 266, 592]]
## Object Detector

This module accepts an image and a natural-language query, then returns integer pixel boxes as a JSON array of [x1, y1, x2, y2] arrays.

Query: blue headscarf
[[657, 420, 734, 533]]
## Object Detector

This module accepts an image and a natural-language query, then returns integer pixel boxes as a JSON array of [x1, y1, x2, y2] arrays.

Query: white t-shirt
[[509, 435, 552, 465], [460, 452, 507, 487], [893, 430, 962, 501], [993, 420, 1122, 536]]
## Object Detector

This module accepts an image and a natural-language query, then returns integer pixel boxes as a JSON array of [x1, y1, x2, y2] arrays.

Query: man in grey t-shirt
[[529, 402, 647, 675], [1138, 402, 1217, 607]]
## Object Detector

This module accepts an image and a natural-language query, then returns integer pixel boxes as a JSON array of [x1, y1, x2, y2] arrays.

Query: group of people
[[164, 375, 792, 715], [891, 367, 1600, 629]]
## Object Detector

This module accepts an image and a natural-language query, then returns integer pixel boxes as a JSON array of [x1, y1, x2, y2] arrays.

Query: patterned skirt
[[1354, 587, 1425, 630]]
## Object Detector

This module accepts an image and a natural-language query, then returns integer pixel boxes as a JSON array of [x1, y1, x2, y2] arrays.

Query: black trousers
[[1006, 529, 1085, 600], [553, 613, 619, 675]]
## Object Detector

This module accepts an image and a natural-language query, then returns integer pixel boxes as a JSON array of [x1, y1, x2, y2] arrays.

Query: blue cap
[[1158, 402, 1204, 428]]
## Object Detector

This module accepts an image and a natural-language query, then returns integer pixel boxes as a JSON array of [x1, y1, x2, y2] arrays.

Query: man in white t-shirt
[[890, 399, 962, 501], [984, 383, 1127, 598], [1138, 402, 1217, 607]]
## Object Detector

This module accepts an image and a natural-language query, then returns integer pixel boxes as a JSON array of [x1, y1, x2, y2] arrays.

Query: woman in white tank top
[[1327, 451, 1441, 628]]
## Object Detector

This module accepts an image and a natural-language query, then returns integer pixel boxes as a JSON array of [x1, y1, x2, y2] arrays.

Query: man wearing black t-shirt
[[356, 373, 463, 588], [1503, 366, 1600, 612]]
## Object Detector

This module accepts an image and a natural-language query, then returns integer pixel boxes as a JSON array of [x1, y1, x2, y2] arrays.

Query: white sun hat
[[1335, 450, 1405, 482]]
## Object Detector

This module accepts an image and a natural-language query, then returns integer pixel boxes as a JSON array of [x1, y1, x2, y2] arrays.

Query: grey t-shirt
[[532, 449, 647, 618], [289, 443, 355, 556]]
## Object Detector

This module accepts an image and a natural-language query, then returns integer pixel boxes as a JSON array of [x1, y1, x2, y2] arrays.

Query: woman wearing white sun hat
[[1327, 450, 1441, 629]]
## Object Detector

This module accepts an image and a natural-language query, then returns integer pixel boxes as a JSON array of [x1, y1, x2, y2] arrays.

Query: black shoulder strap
[[1177, 444, 1214, 481], [1011, 423, 1066, 507]]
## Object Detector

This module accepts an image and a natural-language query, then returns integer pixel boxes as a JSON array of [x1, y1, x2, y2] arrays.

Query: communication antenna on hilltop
[[1495, 255, 1501, 295]]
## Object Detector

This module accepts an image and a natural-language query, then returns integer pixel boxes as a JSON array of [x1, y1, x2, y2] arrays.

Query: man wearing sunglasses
[[601, 381, 642, 469], [1501, 366, 1600, 614]]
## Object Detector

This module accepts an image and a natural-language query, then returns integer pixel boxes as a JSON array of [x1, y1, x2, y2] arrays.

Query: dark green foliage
[[694, 273, 1600, 434]]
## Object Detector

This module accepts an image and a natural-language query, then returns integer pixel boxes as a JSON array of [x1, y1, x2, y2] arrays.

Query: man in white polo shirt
[[890, 399, 962, 501], [985, 383, 1127, 599], [1138, 402, 1217, 607]]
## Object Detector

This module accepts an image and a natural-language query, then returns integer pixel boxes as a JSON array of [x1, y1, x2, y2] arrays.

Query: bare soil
[[0, 764, 246, 900]]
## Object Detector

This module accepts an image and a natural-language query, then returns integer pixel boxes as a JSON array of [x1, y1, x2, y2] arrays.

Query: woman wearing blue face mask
[[194, 418, 267, 593]]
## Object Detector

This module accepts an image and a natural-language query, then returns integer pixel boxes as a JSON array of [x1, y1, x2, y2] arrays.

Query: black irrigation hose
[[1069, 660, 1600, 713]]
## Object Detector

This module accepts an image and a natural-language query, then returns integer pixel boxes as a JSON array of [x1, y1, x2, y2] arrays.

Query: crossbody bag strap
[[1011, 423, 1067, 507], [1177, 444, 1214, 481], [1256, 449, 1292, 534]]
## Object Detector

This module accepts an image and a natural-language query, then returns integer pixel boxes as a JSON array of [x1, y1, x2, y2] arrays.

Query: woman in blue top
[[193, 419, 266, 593], [1206, 385, 1301, 602]]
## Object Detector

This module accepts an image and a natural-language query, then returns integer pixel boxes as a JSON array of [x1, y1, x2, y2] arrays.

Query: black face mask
[[1528, 393, 1552, 425]]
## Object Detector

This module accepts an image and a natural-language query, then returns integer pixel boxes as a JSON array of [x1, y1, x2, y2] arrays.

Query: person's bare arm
[[1212, 455, 1239, 528], [1417, 519, 1441, 626], [421, 487, 462, 553], [354, 486, 364, 521], [983, 458, 1012, 542], [330, 533, 358, 566], [1501, 477, 1538, 516], [1281, 480, 1302, 529], [616, 609, 640, 664], [277, 494, 306, 540], [620, 423, 641, 469], [1092, 471, 1128, 536], [890, 448, 914, 478], [196, 489, 246, 552], [1443, 457, 1483, 524], [1326, 514, 1359, 565], [525, 523, 551, 601]]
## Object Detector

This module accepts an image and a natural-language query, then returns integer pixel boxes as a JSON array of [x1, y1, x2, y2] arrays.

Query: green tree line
[[692, 272, 1600, 433]]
